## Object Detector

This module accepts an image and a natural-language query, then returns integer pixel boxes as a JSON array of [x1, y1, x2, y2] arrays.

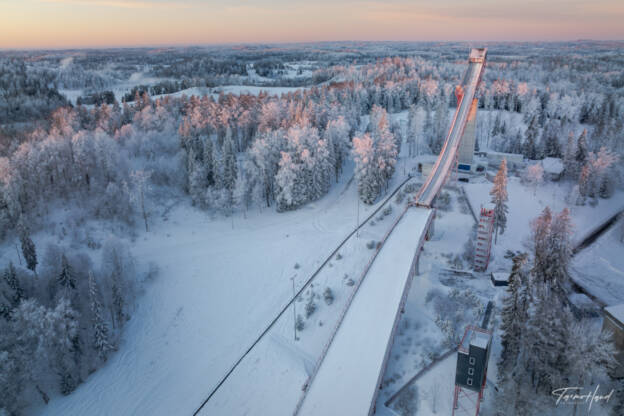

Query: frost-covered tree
[[562, 131, 577, 179], [222, 131, 238, 191], [58, 254, 76, 290], [89, 273, 112, 361], [20, 233, 37, 274], [324, 116, 350, 180], [525, 163, 543, 195], [490, 159, 508, 243], [498, 253, 530, 378], [407, 105, 426, 156], [3, 262, 23, 306], [612, 379, 624, 416], [352, 134, 379, 204], [524, 282, 573, 394], [575, 129, 589, 170], [372, 107, 397, 190], [523, 116, 539, 160], [131, 170, 151, 232]]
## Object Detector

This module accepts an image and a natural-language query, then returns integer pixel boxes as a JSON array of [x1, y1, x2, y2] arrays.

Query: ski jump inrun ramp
[[295, 48, 487, 416]]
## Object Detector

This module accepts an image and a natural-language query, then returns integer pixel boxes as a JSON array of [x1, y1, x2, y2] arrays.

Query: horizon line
[[2, 38, 624, 52]]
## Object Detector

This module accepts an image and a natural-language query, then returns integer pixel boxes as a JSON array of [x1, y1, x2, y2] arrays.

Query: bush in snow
[[393, 384, 418, 416], [383, 205, 393, 216], [395, 191, 405, 204], [335, 253, 342, 260], [305, 297, 317, 318], [366, 240, 376, 249], [434, 191, 451, 211], [323, 287, 334, 305], [295, 314, 305, 331]]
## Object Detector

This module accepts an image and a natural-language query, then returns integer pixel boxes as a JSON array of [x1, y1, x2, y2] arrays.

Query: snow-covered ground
[[573, 218, 624, 306], [376, 187, 496, 414], [29, 151, 426, 415], [376, 175, 623, 415], [297, 207, 432, 416], [463, 175, 624, 273]]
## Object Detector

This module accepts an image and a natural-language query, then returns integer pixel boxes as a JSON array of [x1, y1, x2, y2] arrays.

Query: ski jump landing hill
[[295, 48, 487, 416]]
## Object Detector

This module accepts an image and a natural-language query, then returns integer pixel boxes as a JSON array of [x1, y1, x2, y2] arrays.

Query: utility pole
[[356, 197, 360, 238], [291, 276, 299, 341]]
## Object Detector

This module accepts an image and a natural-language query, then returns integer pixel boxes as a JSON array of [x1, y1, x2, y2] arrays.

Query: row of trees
[[0, 237, 136, 414], [496, 208, 617, 414]]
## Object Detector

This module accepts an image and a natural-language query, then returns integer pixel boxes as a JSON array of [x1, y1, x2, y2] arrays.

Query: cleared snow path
[[296, 207, 433, 416]]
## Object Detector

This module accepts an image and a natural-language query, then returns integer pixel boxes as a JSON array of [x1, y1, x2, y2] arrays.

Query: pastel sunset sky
[[2, 0, 623, 49]]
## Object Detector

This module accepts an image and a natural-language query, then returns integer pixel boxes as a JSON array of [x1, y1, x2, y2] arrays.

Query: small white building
[[490, 272, 510, 287], [486, 151, 523, 170], [541, 157, 564, 181]]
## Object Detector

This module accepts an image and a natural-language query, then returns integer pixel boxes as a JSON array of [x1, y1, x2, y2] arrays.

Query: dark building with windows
[[455, 326, 492, 391]]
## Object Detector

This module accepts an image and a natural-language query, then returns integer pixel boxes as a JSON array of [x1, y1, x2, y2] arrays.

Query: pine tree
[[58, 254, 76, 290], [352, 134, 380, 204], [374, 110, 397, 191], [525, 282, 573, 394], [222, 133, 238, 191], [498, 253, 529, 379], [490, 159, 509, 243], [562, 132, 576, 179], [89, 273, 112, 360], [542, 122, 561, 158], [3, 262, 23, 306], [523, 116, 539, 160], [575, 129, 589, 170], [111, 269, 125, 329], [611, 379, 624, 416], [20, 234, 37, 274], [578, 164, 591, 200], [203, 137, 215, 187]]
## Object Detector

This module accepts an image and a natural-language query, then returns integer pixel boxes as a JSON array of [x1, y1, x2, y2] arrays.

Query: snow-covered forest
[[1, 41, 623, 415]]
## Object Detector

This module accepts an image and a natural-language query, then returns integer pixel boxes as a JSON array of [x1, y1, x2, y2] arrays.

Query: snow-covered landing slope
[[297, 207, 433, 416]]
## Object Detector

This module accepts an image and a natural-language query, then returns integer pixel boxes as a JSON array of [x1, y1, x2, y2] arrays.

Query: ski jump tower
[[456, 48, 483, 172]]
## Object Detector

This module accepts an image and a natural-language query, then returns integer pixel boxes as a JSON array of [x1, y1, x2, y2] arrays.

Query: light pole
[[356, 197, 360, 238], [291, 275, 299, 341]]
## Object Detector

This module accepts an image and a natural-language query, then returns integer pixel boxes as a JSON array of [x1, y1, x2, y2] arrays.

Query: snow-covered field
[[24, 158, 622, 416], [29, 152, 425, 415]]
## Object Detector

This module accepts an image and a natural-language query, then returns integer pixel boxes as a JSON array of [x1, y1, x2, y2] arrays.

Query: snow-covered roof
[[605, 304, 624, 324], [459, 327, 491, 352], [491, 272, 510, 282], [541, 157, 564, 175], [470, 331, 491, 349], [569, 293, 594, 308]]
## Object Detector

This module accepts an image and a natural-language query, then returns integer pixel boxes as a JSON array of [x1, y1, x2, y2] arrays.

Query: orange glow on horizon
[[1, 0, 623, 49]]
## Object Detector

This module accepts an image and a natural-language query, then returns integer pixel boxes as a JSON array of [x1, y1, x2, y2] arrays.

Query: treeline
[[496, 209, 617, 414], [0, 59, 69, 124], [76, 90, 115, 106], [121, 79, 198, 102], [0, 237, 136, 414]]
